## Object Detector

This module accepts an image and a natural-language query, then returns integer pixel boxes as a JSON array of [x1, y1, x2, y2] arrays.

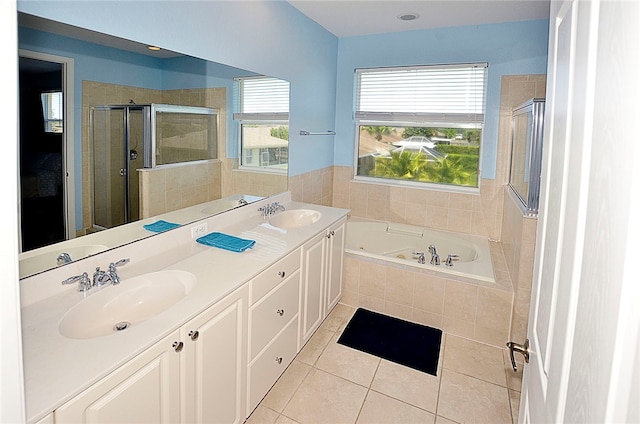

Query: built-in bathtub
[[345, 219, 495, 283], [342, 218, 513, 347]]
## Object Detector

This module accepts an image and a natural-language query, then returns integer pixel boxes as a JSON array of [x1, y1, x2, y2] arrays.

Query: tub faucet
[[428, 245, 440, 265], [415, 252, 426, 264]]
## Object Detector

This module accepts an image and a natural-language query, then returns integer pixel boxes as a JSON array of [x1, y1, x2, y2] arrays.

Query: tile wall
[[498, 75, 546, 344], [82, 83, 229, 233], [340, 242, 514, 347]]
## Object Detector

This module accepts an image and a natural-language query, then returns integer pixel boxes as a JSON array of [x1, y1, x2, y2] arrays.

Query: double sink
[[57, 209, 322, 340]]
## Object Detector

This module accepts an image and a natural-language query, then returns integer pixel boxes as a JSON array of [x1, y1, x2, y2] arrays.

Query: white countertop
[[20, 194, 349, 423]]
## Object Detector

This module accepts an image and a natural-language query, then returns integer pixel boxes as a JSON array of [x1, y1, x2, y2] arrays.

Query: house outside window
[[234, 76, 290, 172], [41, 91, 63, 133], [355, 63, 487, 191]]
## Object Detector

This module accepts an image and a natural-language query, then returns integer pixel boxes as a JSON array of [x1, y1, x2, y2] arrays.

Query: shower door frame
[[91, 104, 150, 230]]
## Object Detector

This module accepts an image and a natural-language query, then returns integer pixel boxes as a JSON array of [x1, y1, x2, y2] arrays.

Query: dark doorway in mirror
[[19, 57, 65, 250]]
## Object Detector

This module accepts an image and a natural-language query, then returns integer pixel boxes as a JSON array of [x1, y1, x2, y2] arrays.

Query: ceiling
[[19, 13, 183, 59], [287, 0, 550, 38]]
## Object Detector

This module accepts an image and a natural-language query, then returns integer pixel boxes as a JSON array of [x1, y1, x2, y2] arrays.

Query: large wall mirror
[[18, 13, 289, 278]]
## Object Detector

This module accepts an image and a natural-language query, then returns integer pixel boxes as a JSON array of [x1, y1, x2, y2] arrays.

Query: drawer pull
[[278, 271, 286, 278], [276, 309, 285, 316], [172, 341, 184, 353], [275, 356, 283, 364], [189, 330, 199, 341]]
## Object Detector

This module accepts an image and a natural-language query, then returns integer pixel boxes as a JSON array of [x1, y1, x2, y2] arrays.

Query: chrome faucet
[[415, 251, 426, 264], [56, 252, 72, 265], [61, 272, 92, 292], [93, 258, 130, 287], [258, 202, 286, 218], [238, 198, 248, 206], [445, 254, 459, 267], [428, 245, 440, 265]]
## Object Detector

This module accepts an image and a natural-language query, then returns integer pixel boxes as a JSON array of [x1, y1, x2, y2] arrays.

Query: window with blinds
[[354, 63, 487, 190], [41, 91, 63, 133], [234, 76, 290, 172]]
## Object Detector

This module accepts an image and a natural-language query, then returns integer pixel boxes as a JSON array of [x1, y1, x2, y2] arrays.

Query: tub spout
[[428, 245, 440, 265]]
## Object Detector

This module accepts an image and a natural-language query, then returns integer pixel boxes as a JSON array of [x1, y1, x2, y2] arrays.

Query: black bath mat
[[337, 308, 442, 376]]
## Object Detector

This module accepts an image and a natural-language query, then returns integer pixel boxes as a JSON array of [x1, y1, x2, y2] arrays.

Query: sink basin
[[269, 209, 322, 229], [58, 270, 197, 339]]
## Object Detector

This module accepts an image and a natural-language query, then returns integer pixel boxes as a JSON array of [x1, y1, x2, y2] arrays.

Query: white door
[[521, 1, 640, 422]]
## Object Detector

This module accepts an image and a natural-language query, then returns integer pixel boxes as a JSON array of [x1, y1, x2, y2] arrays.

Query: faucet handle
[[62, 272, 92, 292], [414, 251, 425, 264], [445, 254, 459, 267], [113, 258, 130, 267]]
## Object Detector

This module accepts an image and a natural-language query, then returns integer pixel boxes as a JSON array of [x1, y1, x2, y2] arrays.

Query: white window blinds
[[355, 63, 487, 123], [41, 91, 63, 133], [234, 76, 290, 121]]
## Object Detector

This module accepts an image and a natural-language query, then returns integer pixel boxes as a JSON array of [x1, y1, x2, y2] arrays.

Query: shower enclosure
[[91, 104, 218, 230], [508, 98, 545, 216]]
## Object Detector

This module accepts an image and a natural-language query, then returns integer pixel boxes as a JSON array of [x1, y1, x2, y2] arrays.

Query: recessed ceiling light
[[398, 13, 420, 21], [147, 45, 161, 51]]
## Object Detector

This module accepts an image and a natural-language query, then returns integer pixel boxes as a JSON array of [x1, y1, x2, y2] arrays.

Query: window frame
[[353, 63, 488, 193]]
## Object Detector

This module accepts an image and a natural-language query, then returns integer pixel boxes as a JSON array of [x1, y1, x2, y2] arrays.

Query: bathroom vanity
[[20, 192, 348, 424]]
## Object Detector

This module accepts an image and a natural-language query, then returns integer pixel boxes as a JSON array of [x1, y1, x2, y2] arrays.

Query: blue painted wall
[[17, 1, 339, 177], [333, 19, 549, 179], [18, 1, 547, 183], [19, 26, 247, 230]]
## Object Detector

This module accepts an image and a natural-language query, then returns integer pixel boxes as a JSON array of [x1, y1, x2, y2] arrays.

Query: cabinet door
[[182, 286, 248, 424], [300, 232, 326, 346], [55, 330, 181, 424], [325, 220, 346, 313]]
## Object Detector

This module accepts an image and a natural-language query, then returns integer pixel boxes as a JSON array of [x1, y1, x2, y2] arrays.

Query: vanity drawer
[[250, 248, 301, 304], [249, 270, 300, 361], [247, 317, 298, 414]]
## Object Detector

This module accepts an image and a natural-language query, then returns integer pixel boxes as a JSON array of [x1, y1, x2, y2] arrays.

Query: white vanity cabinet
[[181, 285, 248, 424], [325, 218, 346, 313], [54, 286, 248, 424], [33, 413, 54, 424], [246, 249, 301, 414], [55, 329, 182, 423], [300, 218, 347, 347]]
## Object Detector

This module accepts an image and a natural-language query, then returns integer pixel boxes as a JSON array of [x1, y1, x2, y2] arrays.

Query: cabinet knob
[[278, 271, 286, 278], [275, 356, 283, 364], [189, 330, 199, 341], [172, 341, 184, 353], [276, 309, 285, 316]]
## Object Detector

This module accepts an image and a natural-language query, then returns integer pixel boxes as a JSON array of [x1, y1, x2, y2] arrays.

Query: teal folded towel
[[196, 232, 256, 252], [143, 220, 181, 233]]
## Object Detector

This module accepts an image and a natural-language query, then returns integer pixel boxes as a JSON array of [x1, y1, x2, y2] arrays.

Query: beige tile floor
[[247, 304, 523, 424]]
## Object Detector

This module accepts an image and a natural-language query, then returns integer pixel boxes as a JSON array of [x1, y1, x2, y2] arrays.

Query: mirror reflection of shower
[[91, 103, 217, 231]]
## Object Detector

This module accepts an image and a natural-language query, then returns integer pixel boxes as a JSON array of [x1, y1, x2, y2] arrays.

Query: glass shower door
[[92, 107, 127, 229]]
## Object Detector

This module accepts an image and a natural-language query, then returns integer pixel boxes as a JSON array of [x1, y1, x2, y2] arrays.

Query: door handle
[[506, 339, 530, 371]]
